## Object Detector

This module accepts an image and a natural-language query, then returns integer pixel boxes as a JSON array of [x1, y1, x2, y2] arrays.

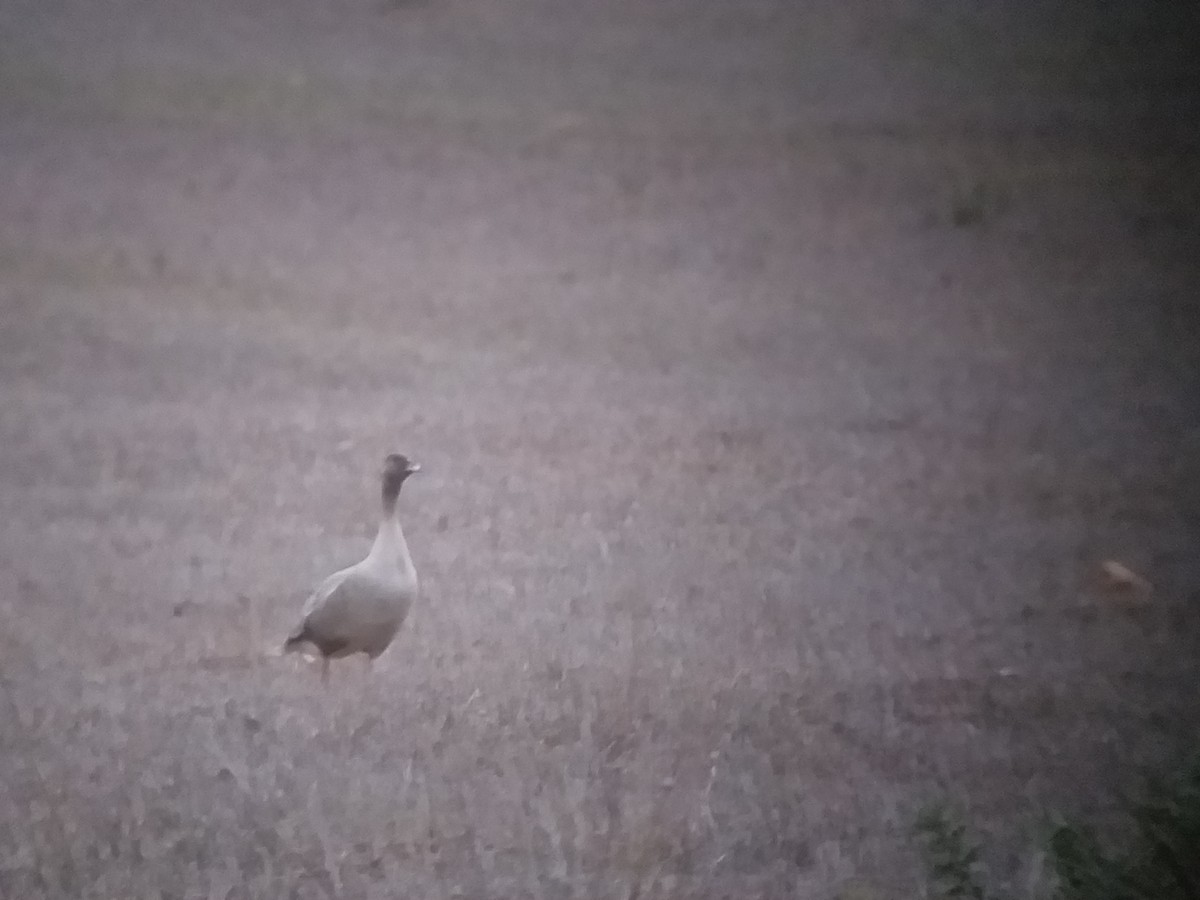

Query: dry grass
[[1, 1, 1198, 897]]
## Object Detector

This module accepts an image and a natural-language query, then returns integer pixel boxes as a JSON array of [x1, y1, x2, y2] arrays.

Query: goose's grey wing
[[300, 567, 353, 620], [290, 569, 412, 658], [284, 567, 355, 650]]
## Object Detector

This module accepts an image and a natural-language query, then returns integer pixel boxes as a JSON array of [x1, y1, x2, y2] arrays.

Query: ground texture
[[1, 1, 1199, 897]]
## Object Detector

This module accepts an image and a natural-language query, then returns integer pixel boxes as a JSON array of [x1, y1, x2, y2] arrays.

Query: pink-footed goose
[[284, 453, 421, 681]]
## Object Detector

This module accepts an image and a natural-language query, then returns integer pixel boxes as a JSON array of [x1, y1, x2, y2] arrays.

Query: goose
[[283, 453, 421, 681]]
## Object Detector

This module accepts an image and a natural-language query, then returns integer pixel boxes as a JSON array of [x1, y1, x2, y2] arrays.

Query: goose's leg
[[320, 656, 330, 685]]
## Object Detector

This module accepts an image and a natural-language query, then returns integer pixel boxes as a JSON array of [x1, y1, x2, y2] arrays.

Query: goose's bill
[[406, 462, 422, 475]]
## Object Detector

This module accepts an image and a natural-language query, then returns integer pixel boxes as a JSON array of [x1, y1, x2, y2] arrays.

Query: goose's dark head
[[382, 453, 421, 498]]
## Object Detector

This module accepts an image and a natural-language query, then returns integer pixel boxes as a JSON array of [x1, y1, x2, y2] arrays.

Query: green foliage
[[913, 802, 993, 900], [1046, 822, 1129, 900], [916, 754, 1200, 900], [1050, 754, 1200, 900]]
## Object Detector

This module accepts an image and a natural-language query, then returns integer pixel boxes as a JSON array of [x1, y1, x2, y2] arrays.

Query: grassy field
[[1, 1, 1198, 897]]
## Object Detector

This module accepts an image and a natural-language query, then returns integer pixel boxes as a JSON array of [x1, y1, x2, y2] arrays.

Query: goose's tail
[[282, 623, 311, 654]]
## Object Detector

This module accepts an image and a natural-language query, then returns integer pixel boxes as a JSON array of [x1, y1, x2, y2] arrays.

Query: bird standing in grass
[[284, 453, 421, 681]]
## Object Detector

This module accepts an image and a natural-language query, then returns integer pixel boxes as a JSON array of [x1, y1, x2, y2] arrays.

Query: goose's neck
[[368, 491, 415, 576]]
